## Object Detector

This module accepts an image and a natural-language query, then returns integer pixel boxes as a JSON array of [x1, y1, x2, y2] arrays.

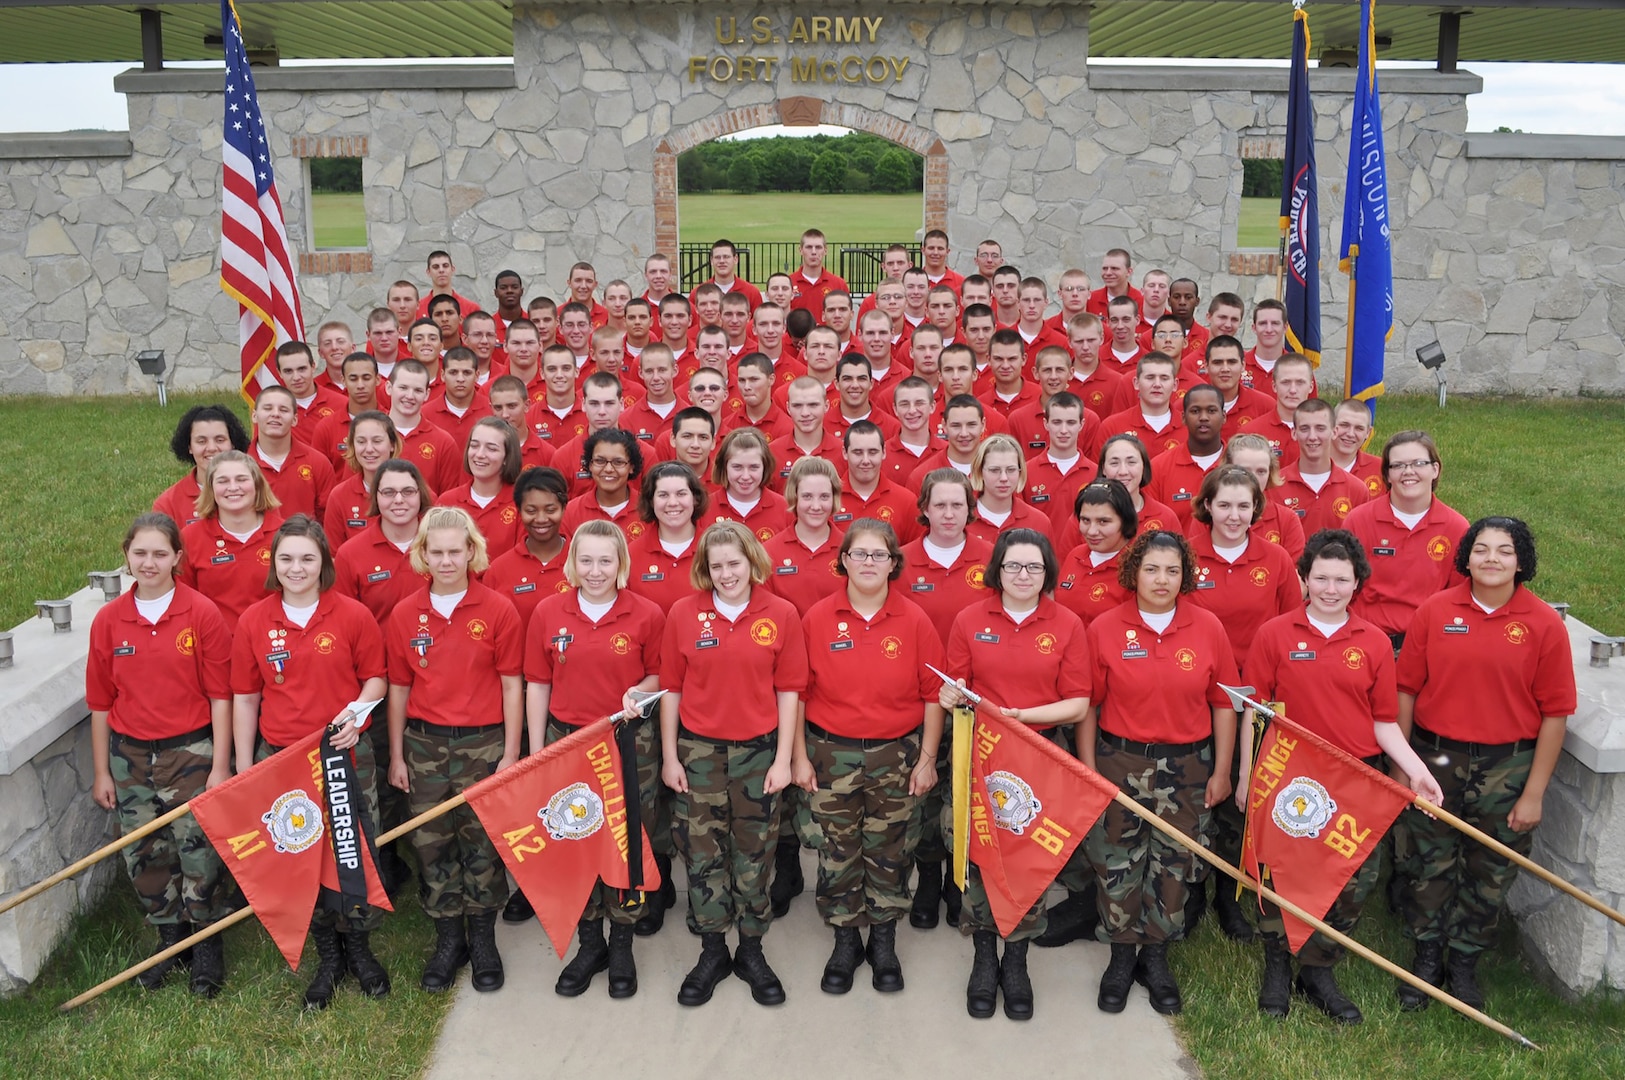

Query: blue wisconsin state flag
[[1338, 0, 1392, 403], [1280, 5, 1321, 365]]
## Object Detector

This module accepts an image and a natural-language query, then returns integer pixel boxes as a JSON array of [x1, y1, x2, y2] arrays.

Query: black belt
[[113, 724, 212, 753], [1387, 631, 1406, 656], [1098, 731, 1211, 758], [408, 717, 502, 738], [679, 724, 777, 749], [1361, 753, 1384, 770], [1412, 727, 1537, 760], [806, 721, 912, 751]]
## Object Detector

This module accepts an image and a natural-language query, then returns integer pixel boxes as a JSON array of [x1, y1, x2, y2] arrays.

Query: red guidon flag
[[464, 716, 662, 957], [963, 712, 1117, 938], [1243, 711, 1413, 952], [191, 729, 390, 968]]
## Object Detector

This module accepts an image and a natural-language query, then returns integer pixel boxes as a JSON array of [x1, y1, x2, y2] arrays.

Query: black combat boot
[[420, 915, 468, 993], [821, 926, 864, 994], [768, 840, 804, 919], [1000, 939, 1034, 1020], [343, 929, 391, 999], [1097, 943, 1138, 1013], [136, 922, 190, 990], [1446, 948, 1484, 1010], [502, 888, 534, 924], [909, 860, 944, 929], [677, 932, 732, 1006], [732, 934, 786, 1005], [866, 921, 904, 993], [1396, 940, 1444, 1011], [943, 873, 964, 928], [1213, 881, 1255, 942], [1035, 890, 1100, 947], [1297, 963, 1363, 1024], [466, 911, 504, 992], [303, 923, 347, 1010], [966, 931, 1000, 1018], [606, 922, 638, 999], [1135, 943, 1183, 1015], [188, 929, 225, 998], [554, 918, 609, 997], [1258, 940, 1293, 1017]]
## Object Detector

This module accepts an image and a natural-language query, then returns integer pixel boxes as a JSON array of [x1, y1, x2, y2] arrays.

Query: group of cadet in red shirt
[[92, 234, 1573, 1024]]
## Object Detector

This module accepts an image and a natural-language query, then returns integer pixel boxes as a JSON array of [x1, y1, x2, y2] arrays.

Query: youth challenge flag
[[958, 712, 1117, 937], [1280, 3, 1321, 364], [1338, 0, 1393, 404], [218, 0, 304, 402], [1242, 712, 1411, 951], [190, 729, 390, 968], [463, 716, 662, 957]]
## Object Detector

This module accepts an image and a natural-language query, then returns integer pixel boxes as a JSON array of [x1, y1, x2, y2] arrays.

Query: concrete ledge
[[1561, 611, 1625, 774], [0, 582, 118, 776], [1088, 64, 1483, 96], [1467, 132, 1625, 162], [113, 63, 517, 95], [0, 132, 132, 160]]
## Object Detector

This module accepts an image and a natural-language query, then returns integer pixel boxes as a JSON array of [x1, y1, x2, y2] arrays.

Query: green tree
[[873, 149, 914, 193], [309, 156, 362, 193], [727, 155, 761, 193], [678, 149, 710, 192], [810, 149, 847, 194], [1242, 158, 1283, 199]]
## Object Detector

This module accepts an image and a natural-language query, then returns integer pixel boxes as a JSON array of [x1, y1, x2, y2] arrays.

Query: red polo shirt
[[1246, 609, 1396, 759], [1023, 453, 1098, 528], [524, 589, 664, 728], [484, 540, 572, 627], [252, 441, 335, 522], [1233, 411, 1299, 467], [178, 513, 284, 631], [308, 410, 364, 471], [1100, 408, 1182, 457], [525, 398, 589, 446], [1086, 286, 1145, 318], [898, 536, 994, 645], [333, 523, 429, 625], [1218, 387, 1278, 438], [1345, 497, 1470, 636], [1344, 452, 1385, 500], [323, 474, 375, 550], [154, 472, 204, 527], [702, 488, 790, 543], [1054, 547, 1131, 628], [437, 484, 522, 553], [982, 380, 1041, 422], [1087, 600, 1238, 744], [232, 591, 387, 747], [1398, 585, 1577, 744], [1051, 493, 1179, 556], [421, 389, 491, 454], [803, 589, 943, 739], [293, 386, 348, 445], [394, 420, 463, 495], [768, 430, 846, 493], [625, 530, 700, 613], [1271, 463, 1369, 535], [927, 268, 965, 295], [661, 589, 808, 740], [1070, 366, 1123, 417], [87, 584, 232, 740], [945, 594, 1091, 712], [836, 478, 922, 544], [882, 435, 943, 491], [1185, 530, 1304, 658], [620, 397, 683, 449], [825, 407, 901, 442], [1209, 499, 1308, 564], [1145, 444, 1224, 527], [788, 269, 850, 316], [762, 527, 846, 613], [385, 582, 524, 729], [561, 490, 646, 542], [964, 498, 1056, 548], [723, 403, 795, 444]]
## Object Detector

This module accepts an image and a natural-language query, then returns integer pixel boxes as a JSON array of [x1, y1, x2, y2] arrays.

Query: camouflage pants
[[258, 735, 385, 931], [911, 724, 953, 864], [369, 712, 410, 836], [1398, 743, 1535, 954], [1085, 739, 1212, 945], [545, 717, 659, 925], [1260, 848, 1381, 966], [673, 731, 780, 937], [806, 729, 920, 928], [403, 724, 509, 918], [111, 734, 231, 926]]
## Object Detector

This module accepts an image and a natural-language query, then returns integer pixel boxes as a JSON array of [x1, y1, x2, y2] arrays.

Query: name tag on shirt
[[974, 632, 1000, 644], [1172, 492, 1192, 502], [1027, 439, 1045, 450], [266, 649, 291, 663], [113, 645, 136, 657], [636, 431, 654, 440], [1293, 509, 1307, 519], [347, 518, 367, 528], [513, 582, 536, 594], [1121, 648, 1148, 659], [1195, 581, 1217, 590], [210, 553, 235, 565], [829, 640, 855, 652], [409, 634, 434, 649], [640, 572, 664, 582], [910, 583, 935, 593], [695, 637, 721, 649], [1289, 650, 1317, 661], [551, 634, 574, 646], [1443, 625, 1470, 635], [366, 570, 392, 583], [1030, 494, 1049, 504], [775, 566, 799, 576], [832, 512, 853, 523], [1373, 547, 1397, 557]]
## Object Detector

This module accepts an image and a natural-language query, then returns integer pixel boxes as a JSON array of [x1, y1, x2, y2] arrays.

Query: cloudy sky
[[0, 58, 1620, 136]]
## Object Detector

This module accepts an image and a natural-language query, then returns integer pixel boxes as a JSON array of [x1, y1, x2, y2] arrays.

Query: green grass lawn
[[310, 191, 367, 250], [1239, 196, 1279, 249]]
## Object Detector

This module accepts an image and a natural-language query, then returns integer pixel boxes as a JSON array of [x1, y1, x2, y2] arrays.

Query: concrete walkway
[[426, 851, 1199, 1080]]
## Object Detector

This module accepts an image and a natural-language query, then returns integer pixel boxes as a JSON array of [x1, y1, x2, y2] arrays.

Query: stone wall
[[0, 0, 1622, 397]]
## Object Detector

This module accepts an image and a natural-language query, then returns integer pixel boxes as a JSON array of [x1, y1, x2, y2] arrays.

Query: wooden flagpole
[[0, 805, 193, 917]]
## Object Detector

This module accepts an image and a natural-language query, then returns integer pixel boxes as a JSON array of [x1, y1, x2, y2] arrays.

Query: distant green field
[[311, 190, 367, 249], [1239, 195, 1280, 249], [679, 192, 923, 245]]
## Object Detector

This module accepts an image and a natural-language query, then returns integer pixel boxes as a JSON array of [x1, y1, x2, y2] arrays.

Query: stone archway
[[652, 97, 948, 256]]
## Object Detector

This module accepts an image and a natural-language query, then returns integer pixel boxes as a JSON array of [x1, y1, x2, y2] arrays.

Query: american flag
[[218, 0, 303, 402]]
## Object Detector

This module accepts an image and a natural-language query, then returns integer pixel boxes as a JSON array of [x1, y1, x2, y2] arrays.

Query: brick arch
[[652, 97, 948, 256]]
